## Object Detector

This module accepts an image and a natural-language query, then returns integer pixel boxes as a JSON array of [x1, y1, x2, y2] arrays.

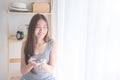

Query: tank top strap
[[47, 40, 52, 49], [44, 40, 51, 56]]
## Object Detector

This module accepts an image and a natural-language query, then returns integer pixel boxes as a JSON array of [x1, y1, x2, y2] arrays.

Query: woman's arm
[[20, 41, 36, 75], [40, 40, 57, 74]]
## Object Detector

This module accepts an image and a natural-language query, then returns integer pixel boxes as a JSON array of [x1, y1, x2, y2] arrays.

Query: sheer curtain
[[56, 0, 120, 80], [85, 0, 120, 80], [56, 0, 87, 80]]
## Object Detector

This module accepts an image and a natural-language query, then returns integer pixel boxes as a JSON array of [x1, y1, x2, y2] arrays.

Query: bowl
[[12, 2, 27, 9]]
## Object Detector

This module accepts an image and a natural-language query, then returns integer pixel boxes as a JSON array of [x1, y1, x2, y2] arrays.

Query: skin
[[20, 19, 57, 75]]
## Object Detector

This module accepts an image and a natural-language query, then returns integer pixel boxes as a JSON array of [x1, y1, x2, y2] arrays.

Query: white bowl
[[12, 2, 27, 9], [9, 6, 29, 11]]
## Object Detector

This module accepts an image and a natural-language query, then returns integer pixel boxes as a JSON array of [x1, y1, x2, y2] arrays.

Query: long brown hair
[[24, 14, 51, 65]]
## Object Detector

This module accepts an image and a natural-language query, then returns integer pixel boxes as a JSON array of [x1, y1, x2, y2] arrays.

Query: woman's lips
[[38, 33, 45, 37], [38, 33, 43, 35]]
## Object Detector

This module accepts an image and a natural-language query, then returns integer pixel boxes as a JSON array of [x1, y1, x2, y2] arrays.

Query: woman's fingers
[[41, 59, 46, 63]]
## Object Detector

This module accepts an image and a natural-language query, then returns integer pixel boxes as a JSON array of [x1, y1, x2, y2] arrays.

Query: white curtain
[[56, 0, 120, 80]]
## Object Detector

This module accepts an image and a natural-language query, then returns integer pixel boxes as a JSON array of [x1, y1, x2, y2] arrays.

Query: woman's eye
[[35, 26, 48, 29], [43, 27, 48, 29], [35, 27, 40, 28]]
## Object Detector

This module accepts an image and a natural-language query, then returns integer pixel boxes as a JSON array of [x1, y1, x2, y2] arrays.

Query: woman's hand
[[38, 59, 47, 69], [28, 59, 37, 67], [37, 58, 55, 74]]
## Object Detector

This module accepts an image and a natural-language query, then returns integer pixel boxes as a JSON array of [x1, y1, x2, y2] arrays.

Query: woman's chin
[[37, 36, 44, 40]]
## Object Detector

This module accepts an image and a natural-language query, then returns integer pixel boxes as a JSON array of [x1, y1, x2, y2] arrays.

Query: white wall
[[0, 0, 57, 79], [0, 0, 8, 80]]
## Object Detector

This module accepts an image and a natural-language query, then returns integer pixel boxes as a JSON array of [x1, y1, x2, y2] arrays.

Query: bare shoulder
[[50, 39, 57, 47]]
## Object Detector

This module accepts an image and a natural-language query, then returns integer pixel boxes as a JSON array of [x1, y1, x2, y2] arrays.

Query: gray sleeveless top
[[21, 40, 52, 80]]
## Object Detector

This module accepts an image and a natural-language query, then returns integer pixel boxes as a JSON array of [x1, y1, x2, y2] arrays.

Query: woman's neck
[[36, 39, 45, 45]]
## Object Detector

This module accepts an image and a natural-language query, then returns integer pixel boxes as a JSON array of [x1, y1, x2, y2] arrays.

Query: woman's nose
[[39, 27, 43, 32]]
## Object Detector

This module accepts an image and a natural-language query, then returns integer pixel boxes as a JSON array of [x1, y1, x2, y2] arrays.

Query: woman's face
[[35, 19, 48, 40]]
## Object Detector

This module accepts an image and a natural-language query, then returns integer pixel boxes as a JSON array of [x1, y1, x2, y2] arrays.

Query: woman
[[20, 14, 57, 80]]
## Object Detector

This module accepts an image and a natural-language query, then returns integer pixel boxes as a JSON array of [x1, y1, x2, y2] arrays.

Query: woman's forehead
[[37, 19, 46, 23]]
